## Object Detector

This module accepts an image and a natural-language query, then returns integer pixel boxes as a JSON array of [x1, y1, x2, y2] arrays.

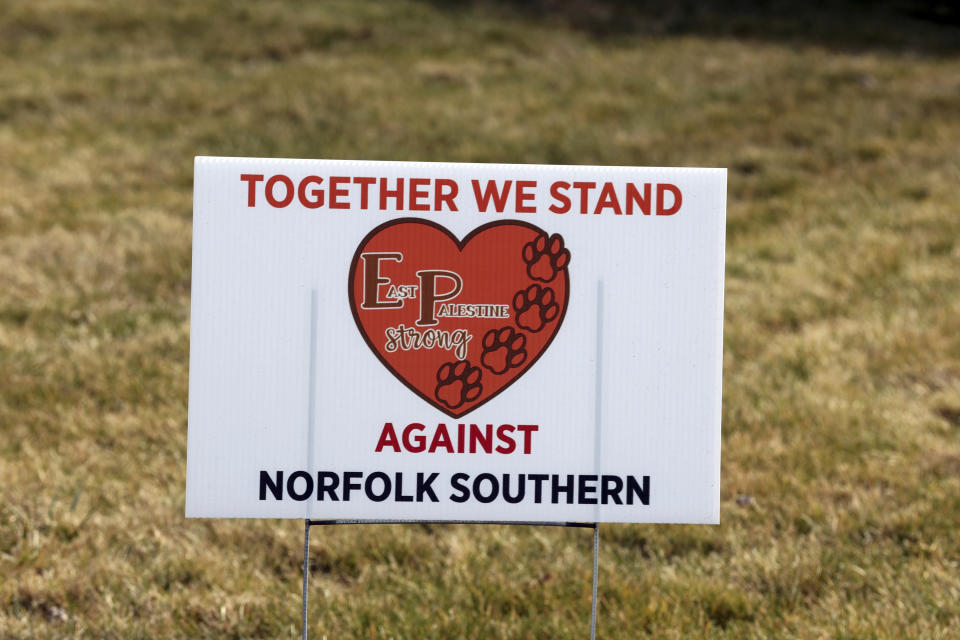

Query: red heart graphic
[[349, 218, 570, 417]]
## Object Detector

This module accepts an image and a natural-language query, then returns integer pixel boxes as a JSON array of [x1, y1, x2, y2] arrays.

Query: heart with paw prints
[[349, 219, 570, 417]]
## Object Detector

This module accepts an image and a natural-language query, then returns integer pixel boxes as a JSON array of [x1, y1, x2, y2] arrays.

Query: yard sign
[[186, 157, 726, 523]]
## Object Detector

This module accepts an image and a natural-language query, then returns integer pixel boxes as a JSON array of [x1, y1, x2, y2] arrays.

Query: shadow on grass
[[428, 0, 960, 55]]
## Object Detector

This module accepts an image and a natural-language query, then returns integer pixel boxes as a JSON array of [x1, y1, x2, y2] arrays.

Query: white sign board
[[186, 157, 726, 523]]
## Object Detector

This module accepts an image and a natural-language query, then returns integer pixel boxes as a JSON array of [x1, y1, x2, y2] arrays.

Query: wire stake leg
[[302, 519, 310, 640], [590, 523, 599, 640], [299, 519, 599, 639]]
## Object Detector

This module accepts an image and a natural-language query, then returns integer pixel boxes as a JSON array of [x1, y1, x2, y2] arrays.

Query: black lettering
[[287, 470, 313, 501], [578, 474, 598, 505], [316, 472, 340, 501], [394, 472, 413, 502], [502, 474, 526, 504], [529, 473, 548, 503], [601, 475, 623, 505], [449, 472, 470, 502], [343, 471, 363, 501], [551, 474, 574, 504], [417, 472, 439, 502], [473, 473, 499, 503], [365, 471, 391, 502], [626, 475, 650, 505], [259, 470, 283, 501]]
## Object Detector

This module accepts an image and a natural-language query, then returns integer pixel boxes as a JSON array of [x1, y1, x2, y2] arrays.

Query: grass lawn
[[1, 1, 958, 637]]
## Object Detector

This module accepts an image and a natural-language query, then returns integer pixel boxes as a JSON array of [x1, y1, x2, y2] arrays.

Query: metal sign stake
[[590, 521, 599, 640], [300, 519, 600, 639], [301, 519, 311, 640]]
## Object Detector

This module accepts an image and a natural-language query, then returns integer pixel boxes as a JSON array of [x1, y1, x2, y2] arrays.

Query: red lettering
[[297, 176, 324, 209], [469, 424, 493, 453], [240, 173, 263, 206], [594, 182, 622, 215], [429, 423, 454, 453], [373, 422, 537, 454], [353, 176, 376, 209], [626, 183, 650, 215], [380, 177, 404, 210], [472, 180, 512, 213], [375, 423, 401, 452], [549, 181, 571, 213], [657, 183, 682, 215], [402, 423, 426, 452], [517, 424, 538, 454], [329, 176, 349, 209], [265, 175, 294, 207], [409, 178, 430, 211], [572, 181, 596, 214], [516, 180, 537, 213], [434, 179, 459, 211], [495, 424, 516, 454]]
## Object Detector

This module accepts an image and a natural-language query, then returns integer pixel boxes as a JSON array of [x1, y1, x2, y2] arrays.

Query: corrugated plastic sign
[[186, 157, 726, 523]]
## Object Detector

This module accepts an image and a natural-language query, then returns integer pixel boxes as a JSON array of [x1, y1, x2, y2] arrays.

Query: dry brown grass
[[1, 1, 959, 637]]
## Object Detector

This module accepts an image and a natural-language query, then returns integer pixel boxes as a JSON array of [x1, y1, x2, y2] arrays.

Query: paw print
[[513, 284, 559, 333], [522, 232, 570, 283], [435, 360, 483, 410], [480, 327, 527, 374]]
